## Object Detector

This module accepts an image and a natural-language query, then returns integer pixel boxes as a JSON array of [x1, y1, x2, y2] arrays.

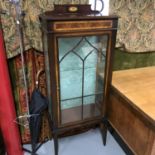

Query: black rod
[[81, 60, 85, 120], [61, 92, 103, 102]]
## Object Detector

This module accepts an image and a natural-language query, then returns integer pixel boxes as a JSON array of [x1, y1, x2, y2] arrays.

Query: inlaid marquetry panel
[[53, 20, 113, 32]]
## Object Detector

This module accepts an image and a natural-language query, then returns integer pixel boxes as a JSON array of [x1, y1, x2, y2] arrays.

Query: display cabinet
[[40, 4, 118, 155]]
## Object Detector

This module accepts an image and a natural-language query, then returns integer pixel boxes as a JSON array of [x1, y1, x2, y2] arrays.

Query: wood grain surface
[[112, 66, 155, 121]]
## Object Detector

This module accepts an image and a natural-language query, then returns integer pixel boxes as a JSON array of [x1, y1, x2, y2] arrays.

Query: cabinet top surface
[[40, 12, 118, 21]]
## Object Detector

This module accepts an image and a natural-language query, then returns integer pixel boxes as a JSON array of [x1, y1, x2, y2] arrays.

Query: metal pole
[[10, 0, 30, 116]]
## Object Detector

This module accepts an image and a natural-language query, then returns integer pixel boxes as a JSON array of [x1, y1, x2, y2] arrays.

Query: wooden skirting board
[[108, 66, 155, 155]]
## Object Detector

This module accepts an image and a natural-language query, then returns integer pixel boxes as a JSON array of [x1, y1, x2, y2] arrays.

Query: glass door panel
[[58, 35, 108, 125]]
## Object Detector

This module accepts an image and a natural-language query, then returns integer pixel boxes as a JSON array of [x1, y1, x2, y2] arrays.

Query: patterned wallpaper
[[0, 0, 88, 58], [109, 0, 155, 52], [1, 0, 155, 58]]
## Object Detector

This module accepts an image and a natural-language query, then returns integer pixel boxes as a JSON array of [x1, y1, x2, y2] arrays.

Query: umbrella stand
[[9, 0, 32, 128], [6, 1, 51, 154]]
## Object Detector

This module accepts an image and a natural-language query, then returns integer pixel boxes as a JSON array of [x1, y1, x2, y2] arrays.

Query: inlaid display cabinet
[[40, 4, 118, 155]]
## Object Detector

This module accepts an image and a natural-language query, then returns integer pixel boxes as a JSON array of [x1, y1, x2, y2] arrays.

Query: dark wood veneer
[[40, 5, 118, 155]]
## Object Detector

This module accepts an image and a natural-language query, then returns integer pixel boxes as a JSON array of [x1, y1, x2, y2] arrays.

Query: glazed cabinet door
[[55, 33, 111, 126]]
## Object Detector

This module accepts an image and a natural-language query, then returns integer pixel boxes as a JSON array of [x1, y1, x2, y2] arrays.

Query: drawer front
[[53, 20, 113, 32]]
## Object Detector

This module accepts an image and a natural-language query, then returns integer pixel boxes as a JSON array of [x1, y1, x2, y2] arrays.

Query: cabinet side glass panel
[[58, 35, 108, 125]]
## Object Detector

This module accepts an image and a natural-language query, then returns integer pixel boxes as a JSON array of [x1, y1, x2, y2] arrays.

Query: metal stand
[[1, 1, 51, 154], [23, 139, 48, 155]]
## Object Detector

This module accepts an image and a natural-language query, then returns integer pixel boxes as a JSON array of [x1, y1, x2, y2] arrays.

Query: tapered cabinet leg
[[100, 117, 108, 145], [53, 134, 59, 155]]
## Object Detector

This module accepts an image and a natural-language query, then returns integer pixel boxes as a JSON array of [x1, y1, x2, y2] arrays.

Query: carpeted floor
[[24, 128, 126, 155]]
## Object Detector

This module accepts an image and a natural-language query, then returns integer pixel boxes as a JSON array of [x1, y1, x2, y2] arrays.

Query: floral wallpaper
[[0, 0, 88, 58], [1, 0, 154, 58], [109, 0, 155, 52]]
